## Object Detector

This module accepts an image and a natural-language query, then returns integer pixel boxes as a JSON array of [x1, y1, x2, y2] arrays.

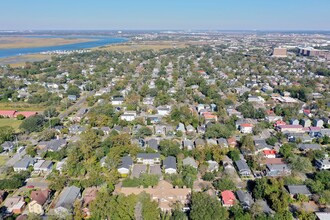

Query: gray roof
[[147, 139, 158, 151], [118, 156, 133, 169], [183, 140, 194, 147], [163, 156, 177, 170], [40, 161, 53, 169], [217, 138, 228, 146], [266, 164, 290, 171], [235, 160, 251, 172], [137, 153, 160, 160], [1, 141, 14, 150], [286, 185, 311, 195], [55, 186, 81, 209], [112, 96, 124, 101], [182, 157, 198, 168], [13, 156, 35, 169], [236, 190, 254, 208], [46, 139, 67, 151], [255, 199, 274, 214], [298, 143, 322, 151]]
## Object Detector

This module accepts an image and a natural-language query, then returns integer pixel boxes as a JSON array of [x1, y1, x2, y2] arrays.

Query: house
[[235, 160, 252, 177], [263, 150, 277, 159], [221, 190, 236, 207], [33, 160, 53, 172], [101, 127, 111, 135], [186, 125, 195, 133], [207, 160, 219, 172], [289, 119, 300, 125], [111, 96, 124, 105], [120, 111, 137, 121], [68, 95, 77, 101], [0, 110, 16, 118], [274, 120, 286, 127], [147, 139, 159, 151], [277, 125, 303, 133], [1, 141, 15, 152], [142, 97, 154, 105], [227, 137, 237, 148], [136, 153, 161, 165], [254, 139, 272, 154], [194, 138, 205, 148], [13, 156, 36, 172], [3, 196, 25, 214], [118, 156, 133, 176], [56, 158, 67, 173], [236, 190, 254, 209], [176, 123, 186, 133], [157, 106, 171, 116], [117, 180, 191, 212], [286, 185, 311, 198], [54, 186, 81, 215], [183, 140, 194, 150], [163, 156, 177, 174], [309, 127, 321, 137], [315, 212, 330, 220], [248, 96, 265, 103], [266, 164, 291, 177], [28, 189, 50, 215], [45, 139, 67, 152], [182, 157, 198, 169], [239, 124, 253, 134], [302, 118, 312, 128], [313, 118, 324, 128], [203, 112, 218, 123], [298, 143, 322, 151], [315, 159, 330, 170], [217, 138, 228, 148]]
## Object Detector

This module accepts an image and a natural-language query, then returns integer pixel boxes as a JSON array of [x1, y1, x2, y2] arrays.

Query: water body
[[0, 36, 128, 58]]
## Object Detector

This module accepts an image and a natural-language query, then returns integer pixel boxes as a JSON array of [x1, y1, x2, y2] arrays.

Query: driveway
[[5, 149, 26, 167], [131, 164, 147, 178], [149, 165, 162, 176]]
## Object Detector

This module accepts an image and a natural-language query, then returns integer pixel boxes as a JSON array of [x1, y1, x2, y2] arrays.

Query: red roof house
[[0, 110, 16, 118], [263, 150, 277, 158], [221, 190, 236, 207]]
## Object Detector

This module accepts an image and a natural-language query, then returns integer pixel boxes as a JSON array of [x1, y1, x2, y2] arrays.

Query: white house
[[137, 153, 161, 165], [239, 124, 253, 134], [120, 111, 137, 121], [111, 97, 124, 105], [163, 156, 177, 174], [157, 106, 171, 116]]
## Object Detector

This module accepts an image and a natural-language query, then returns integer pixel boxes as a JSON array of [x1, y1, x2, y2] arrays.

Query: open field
[[0, 54, 52, 67], [0, 118, 22, 130], [0, 102, 45, 111], [94, 41, 189, 52], [0, 37, 93, 49]]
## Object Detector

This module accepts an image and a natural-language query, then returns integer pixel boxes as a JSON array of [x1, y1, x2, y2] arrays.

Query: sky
[[1, 0, 330, 30]]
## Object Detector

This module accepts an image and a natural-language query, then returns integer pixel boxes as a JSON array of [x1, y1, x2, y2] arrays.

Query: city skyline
[[1, 0, 330, 31]]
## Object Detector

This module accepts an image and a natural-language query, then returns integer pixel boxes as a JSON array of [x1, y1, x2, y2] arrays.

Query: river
[[0, 36, 128, 58]]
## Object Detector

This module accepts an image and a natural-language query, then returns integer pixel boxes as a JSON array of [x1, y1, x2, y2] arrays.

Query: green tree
[[136, 126, 153, 138], [19, 115, 45, 133], [205, 123, 233, 139], [190, 192, 229, 220], [240, 135, 255, 154], [0, 126, 14, 144], [213, 176, 236, 191]]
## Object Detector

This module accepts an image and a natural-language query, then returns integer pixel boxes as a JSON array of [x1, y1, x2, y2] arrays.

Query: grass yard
[[0, 118, 22, 131], [0, 156, 9, 166], [0, 102, 45, 111]]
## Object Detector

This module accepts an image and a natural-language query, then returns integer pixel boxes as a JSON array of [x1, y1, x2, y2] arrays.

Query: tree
[[44, 107, 59, 118], [159, 140, 182, 157], [228, 149, 240, 161], [16, 114, 25, 120], [213, 176, 236, 191], [205, 123, 233, 139], [279, 143, 296, 158], [0, 126, 14, 144], [67, 84, 81, 97], [26, 145, 37, 157], [19, 115, 45, 133], [202, 172, 215, 181], [240, 135, 255, 154], [266, 136, 277, 146], [136, 126, 153, 138], [190, 192, 229, 220], [287, 155, 313, 173]]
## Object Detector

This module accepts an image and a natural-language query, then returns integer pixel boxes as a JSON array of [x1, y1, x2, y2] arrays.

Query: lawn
[[0, 102, 45, 111], [0, 156, 9, 166], [0, 118, 22, 131]]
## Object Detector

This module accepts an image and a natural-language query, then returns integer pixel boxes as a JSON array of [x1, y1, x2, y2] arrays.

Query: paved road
[[58, 90, 95, 120], [5, 149, 26, 167]]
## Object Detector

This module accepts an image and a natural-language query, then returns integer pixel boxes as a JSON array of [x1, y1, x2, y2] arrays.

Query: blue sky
[[1, 0, 330, 30]]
